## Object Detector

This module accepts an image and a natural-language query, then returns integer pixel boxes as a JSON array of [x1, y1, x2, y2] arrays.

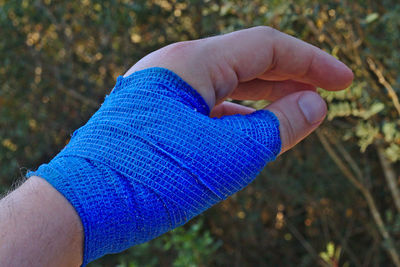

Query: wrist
[[0, 176, 83, 267]]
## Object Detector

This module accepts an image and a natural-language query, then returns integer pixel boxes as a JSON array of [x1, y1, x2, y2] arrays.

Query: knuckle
[[161, 40, 197, 58], [254, 25, 278, 36]]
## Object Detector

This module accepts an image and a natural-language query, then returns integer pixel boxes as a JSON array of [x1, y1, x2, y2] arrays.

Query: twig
[[56, 86, 100, 108], [376, 144, 400, 214], [285, 220, 330, 267], [316, 130, 400, 267], [330, 133, 363, 181], [316, 130, 364, 192], [367, 57, 400, 116], [363, 229, 381, 267], [51, 65, 100, 109], [327, 218, 362, 267]]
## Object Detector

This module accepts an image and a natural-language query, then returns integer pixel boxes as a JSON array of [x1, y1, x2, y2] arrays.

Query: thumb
[[216, 91, 326, 158], [266, 91, 327, 154]]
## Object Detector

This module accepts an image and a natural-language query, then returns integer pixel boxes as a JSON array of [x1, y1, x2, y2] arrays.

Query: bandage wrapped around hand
[[28, 67, 281, 265]]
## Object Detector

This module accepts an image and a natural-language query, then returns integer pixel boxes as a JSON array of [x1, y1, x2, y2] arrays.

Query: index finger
[[126, 26, 353, 109], [204, 26, 353, 91]]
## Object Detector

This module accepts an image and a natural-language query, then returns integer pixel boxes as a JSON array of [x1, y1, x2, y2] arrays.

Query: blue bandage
[[28, 67, 281, 265]]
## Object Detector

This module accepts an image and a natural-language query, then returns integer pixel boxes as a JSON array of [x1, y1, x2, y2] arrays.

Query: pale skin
[[0, 27, 353, 266]]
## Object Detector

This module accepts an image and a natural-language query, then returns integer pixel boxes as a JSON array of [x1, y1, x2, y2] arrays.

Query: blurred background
[[1, 0, 399, 266]]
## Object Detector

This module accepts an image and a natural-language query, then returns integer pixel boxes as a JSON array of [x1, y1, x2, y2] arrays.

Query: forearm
[[0, 176, 83, 267]]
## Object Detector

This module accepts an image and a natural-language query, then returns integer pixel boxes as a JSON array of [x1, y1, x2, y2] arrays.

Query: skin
[[0, 26, 353, 266]]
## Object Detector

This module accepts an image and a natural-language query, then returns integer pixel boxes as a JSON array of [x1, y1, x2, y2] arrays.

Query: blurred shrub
[[91, 218, 221, 267], [1, 0, 399, 266]]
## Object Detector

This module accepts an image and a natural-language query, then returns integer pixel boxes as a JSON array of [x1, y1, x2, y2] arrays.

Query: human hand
[[27, 26, 353, 265], [126, 26, 353, 153]]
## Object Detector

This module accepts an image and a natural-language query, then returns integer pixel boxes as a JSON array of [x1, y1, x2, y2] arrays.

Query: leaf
[[327, 242, 335, 257], [365, 13, 379, 23], [383, 122, 397, 142], [362, 102, 385, 119], [385, 144, 400, 162], [319, 252, 330, 263], [335, 245, 342, 261]]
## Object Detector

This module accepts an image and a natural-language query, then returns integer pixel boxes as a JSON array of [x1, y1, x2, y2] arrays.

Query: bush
[[1, 0, 399, 266]]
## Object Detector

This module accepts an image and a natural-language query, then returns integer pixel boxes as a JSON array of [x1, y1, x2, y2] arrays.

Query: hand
[[0, 26, 353, 267], [126, 26, 353, 153]]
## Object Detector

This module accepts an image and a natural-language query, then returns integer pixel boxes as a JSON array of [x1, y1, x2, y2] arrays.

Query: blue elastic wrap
[[28, 67, 281, 265]]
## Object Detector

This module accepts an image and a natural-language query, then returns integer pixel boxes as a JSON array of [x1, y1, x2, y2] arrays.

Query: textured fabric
[[27, 67, 281, 265]]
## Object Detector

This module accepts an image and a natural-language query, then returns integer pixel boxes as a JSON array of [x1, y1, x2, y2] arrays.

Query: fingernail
[[298, 92, 327, 124]]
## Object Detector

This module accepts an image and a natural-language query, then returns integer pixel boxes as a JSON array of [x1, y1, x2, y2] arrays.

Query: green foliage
[[1, 0, 400, 266], [319, 242, 342, 267], [89, 219, 221, 267]]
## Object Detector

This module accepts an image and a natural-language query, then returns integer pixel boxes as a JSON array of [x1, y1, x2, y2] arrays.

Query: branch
[[332, 135, 363, 182], [56, 86, 100, 108], [51, 65, 100, 109], [376, 144, 400, 214], [316, 130, 364, 192], [285, 220, 330, 267], [316, 130, 400, 267], [367, 57, 400, 116], [327, 218, 362, 267]]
